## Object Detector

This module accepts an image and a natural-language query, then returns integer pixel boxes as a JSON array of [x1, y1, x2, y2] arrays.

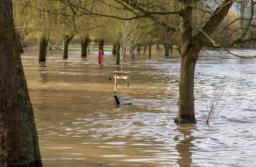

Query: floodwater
[[22, 48, 256, 167]]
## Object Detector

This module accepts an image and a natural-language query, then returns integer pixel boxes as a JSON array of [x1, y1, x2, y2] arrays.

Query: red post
[[98, 49, 102, 65]]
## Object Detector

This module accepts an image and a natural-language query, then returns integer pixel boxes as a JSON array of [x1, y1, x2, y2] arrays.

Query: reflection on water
[[175, 126, 194, 167], [22, 49, 256, 167]]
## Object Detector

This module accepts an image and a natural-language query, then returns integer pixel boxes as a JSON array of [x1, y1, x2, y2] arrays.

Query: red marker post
[[98, 49, 103, 66]]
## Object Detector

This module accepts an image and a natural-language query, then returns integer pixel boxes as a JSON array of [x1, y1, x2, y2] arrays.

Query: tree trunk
[[175, 0, 196, 124], [39, 36, 48, 62], [63, 35, 69, 59], [112, 44, 117, 55], [136, 44, 141, 54], [99, 40, 104, 55], [148, 43, 152, 59], [0, 0, 42, 166], [177, 55, 197, 124], [63, 35, 73, 60], [81, 37, 89, 58], [164, 44, 170, 58], [116, 43, 121, 65]]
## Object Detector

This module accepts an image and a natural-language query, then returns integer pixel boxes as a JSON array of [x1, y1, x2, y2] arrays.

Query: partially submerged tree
[[101, 0, 235, 123], [39, 35, 49, 62], [0, 0, 42, 166], [81, 37, 90, 58], [176, 0, 234, 123]]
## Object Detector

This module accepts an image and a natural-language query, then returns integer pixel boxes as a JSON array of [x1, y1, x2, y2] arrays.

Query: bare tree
[[206, 87, 225, 125]]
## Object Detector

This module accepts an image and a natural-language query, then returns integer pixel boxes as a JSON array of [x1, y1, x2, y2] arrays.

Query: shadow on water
[[175, 126, 194, 167]]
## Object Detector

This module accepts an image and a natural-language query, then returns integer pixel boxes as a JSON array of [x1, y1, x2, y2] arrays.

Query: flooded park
[[2, 0, 256, 166], [22, 48, 256, 167]]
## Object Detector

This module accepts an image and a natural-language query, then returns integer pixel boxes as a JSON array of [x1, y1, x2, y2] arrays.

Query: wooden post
[[113, 71, 131, 91]]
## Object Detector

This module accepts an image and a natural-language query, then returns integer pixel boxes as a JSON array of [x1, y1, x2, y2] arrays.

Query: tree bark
[[116, 42, 121, 65], [63, 35, 74, 60], [177, 55, 197, 124], [0, 0, 42, 166], [81, 37, 89, 58], [39, 36, 48, 62], [15, 31, 24, 53]]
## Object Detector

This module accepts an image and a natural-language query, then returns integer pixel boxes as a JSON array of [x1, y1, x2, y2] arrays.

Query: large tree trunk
[[81, 37, 89, 58], [63, 35, 73, 59], [176, 0, 234, 124], [116, 42, 121, 65], [175, 0, 196, 124], [0, 0, 42, 166], [39, 36, 48, 62], [177, 55, 197, 123]]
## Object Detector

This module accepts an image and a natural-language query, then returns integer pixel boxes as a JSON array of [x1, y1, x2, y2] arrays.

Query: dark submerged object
[[114, 93, 133, 106], [114, 94, 120, 106]]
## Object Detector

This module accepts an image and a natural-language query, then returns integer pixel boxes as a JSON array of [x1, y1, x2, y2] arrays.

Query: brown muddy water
[[22, 48, 256, 167]]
